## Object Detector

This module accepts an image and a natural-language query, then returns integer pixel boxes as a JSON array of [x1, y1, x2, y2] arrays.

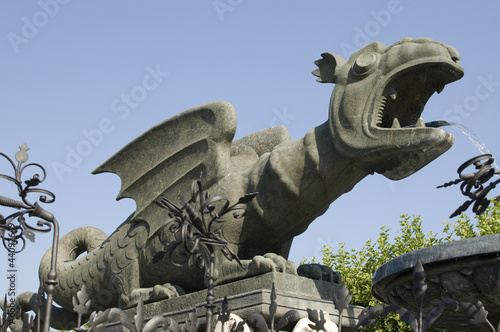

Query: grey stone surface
[[372, 234, 500, 331], [31, 38, 464, 329], [102, 272, 363, 331]]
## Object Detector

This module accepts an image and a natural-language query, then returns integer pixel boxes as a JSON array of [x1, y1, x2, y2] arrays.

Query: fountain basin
[[372, 234, 500, 331]]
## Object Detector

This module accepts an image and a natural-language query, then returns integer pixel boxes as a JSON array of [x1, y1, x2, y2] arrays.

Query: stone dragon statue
[[14, 38, 464, 329]]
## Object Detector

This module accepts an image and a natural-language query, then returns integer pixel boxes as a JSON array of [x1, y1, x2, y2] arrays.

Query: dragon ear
[[312, 52, 347, 84]]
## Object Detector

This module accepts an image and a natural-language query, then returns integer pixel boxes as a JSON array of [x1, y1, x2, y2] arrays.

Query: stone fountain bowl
[[372, 234, 500, 331]]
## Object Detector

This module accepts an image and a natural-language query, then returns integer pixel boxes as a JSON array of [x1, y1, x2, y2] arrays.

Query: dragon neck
[[241, 120, 369, 258], [303, 120, 369, 214]]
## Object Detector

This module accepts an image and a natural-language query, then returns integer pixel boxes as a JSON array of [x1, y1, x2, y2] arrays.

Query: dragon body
[[32, 38, 463, 329]]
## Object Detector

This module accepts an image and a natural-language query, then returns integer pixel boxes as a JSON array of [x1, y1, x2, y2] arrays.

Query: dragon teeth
[[376, 110, 384, 125], [377, 96, 386, 126], [392, 118, 401, 128], [416, 117, 426, 128], [436, 84, 445, 94], [388, 87, 397, 100]]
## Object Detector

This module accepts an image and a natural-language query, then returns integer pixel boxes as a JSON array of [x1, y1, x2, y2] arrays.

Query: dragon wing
[[92, 101, 237, 229]]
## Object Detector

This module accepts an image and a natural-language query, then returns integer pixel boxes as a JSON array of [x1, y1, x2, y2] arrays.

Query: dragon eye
[[353, 52, 377, 75]]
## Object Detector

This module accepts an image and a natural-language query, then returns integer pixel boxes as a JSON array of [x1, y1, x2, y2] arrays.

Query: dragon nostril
[[446, 45, 461, 63]]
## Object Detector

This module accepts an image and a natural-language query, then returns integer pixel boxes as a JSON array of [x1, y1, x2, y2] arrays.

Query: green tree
[[311, 200, 500, 331]]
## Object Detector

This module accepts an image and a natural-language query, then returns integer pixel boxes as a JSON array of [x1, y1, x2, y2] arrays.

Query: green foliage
[[313, 201, 500, 332], [442, 201, 500, 239]]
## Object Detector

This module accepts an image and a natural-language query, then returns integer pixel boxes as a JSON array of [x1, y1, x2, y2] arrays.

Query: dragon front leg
[[211, 253, 297, 287]]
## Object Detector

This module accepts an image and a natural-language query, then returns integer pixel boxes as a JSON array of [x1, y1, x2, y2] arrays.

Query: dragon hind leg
[[113, 257, 185, 308]]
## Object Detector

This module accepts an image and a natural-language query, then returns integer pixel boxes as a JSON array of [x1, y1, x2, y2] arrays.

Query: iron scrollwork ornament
[[0, 143, 56, 251], [438, 154, 500, 218], [154, 176, 257, 268], [154, 175, 257, 332], [0, 144, 60, 332]]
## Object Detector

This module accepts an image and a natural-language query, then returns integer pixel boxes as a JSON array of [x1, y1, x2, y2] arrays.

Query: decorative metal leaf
[[422, 303, 444, 332], [437, 178, 462, 188], [13, 305, 21, 321], [352, 305, 385, 331], [217, 296, 231, 325], [87, 308, 137, 332], [269, 283, 277, 323], [412, 260, 427, 316], [332, 282, 352, 315], [247, 313, 268, 332], [184, 203, 207, 234], [184, 310, 199, 332], [450, 199, 473, 218], [236, 192, 258, 205], [21, 312, 34, 332], [157, 197, 183, 215], [231, 320, 246, 332], [202, 195, 229, 212], [134, 298, 144, 332], [276, 310, 300, 331], [86, 311, 99, 331], [307, 309, 327, 331], [468, 301, 492, 327], [22, 229, 35, 242], [459, 302, 478, 319], [73, 285, 92, 318], [34, 284, 44, 314], [441, 298, 459, 312], [142, 315, 177, 332], [25, 177, 41, 187], [307, 308, 319, 325], [390, 306, 417, 332], [106, 308, 136, 332], [220, 245, 242, 267], [167, 318, 180, 332], [1, 295, 7, 332]]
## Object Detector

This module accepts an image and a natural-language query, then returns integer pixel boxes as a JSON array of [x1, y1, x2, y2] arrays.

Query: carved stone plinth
[[102, 272, 362, 331], [372, 234, 500, 331]]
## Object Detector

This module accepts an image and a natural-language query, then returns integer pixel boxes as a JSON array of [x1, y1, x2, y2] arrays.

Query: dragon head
[[314, 37, 464, 180]]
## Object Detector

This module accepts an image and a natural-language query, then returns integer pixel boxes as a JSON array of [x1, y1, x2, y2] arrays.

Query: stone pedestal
[[102, 272, 362, 331], [372, 234, 500, 331]]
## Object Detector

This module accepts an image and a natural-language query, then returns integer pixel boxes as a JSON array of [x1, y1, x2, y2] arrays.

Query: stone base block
[[102, 272, 362, 331]]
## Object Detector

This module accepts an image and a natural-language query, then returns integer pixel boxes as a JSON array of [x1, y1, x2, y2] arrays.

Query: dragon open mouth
[[375, 62, 463, 129], [324, 38, 465, 180]]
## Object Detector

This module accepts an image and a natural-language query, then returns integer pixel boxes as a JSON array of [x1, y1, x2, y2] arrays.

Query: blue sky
[[1, 1, 500, 299]]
